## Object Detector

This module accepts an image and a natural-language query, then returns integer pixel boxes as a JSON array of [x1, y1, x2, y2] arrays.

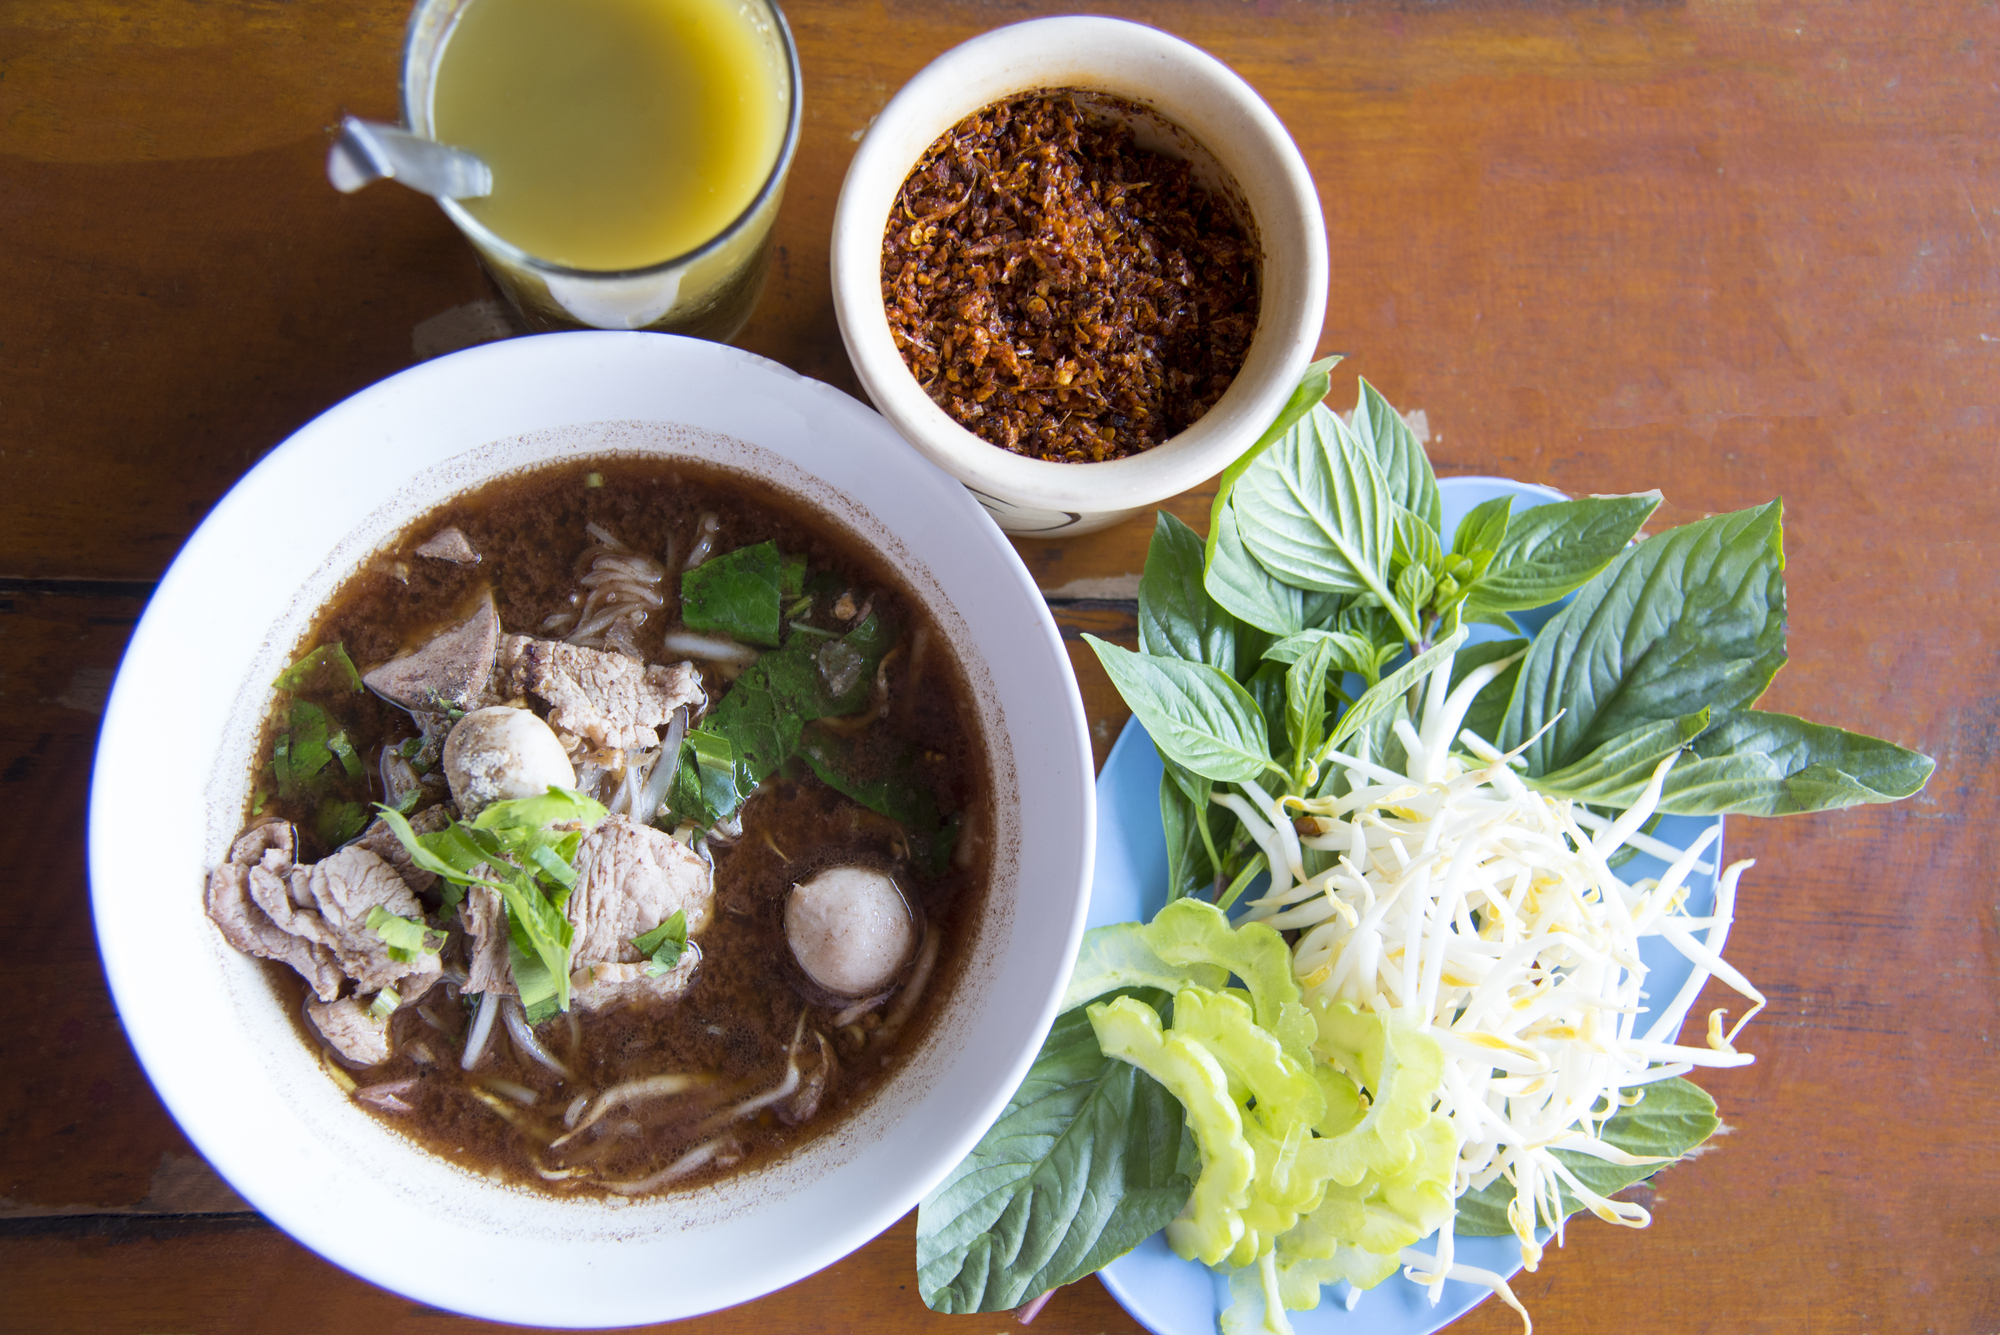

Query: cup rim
[[830, 16, 1328, 516], [399, 0, 804, 281]]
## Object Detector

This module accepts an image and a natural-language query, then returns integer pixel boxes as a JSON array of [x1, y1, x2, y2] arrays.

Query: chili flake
[[881, 93, 1261, 463]]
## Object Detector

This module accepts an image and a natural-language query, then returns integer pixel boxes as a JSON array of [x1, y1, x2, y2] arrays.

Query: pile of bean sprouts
[[1230, 649, 1767, 1315]]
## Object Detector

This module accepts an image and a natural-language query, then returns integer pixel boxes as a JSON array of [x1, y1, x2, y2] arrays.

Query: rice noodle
[[502, 997, 574, 1081], [830, 990, 894, 1028], [874, 922, 940, 1046], [659, 631, 760, 666], [462, 990, 500, 1070], [600, 1135, 742, 1196], [550, 1072, 711, 1150], [682, 512, 721, 570], [481, 1076, 539, 1106], [559, 524, 668, 657]]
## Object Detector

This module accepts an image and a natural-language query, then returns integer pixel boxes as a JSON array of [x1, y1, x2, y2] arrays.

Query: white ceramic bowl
[[88, 332, 1096, 1327], [831, 16, 1328, 537]]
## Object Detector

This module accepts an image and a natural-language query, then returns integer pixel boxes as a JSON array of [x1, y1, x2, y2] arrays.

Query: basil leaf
[[1140, 512, 1238, 671], [1203, 354, 1342, 570], [1085, 636, 1275, 784], [1502, 501, 1788, 776], [1447, 636, 1528, 746], [1653, 710, 1935, 816], [1325, 627, 1468, 755], [1231, 405, 1396, 600], [679, 540, 792, 648], [1466, 493, 1661, 613], [1261, 628, 1382, 677], [1528, 709, 1712, 805], [1351, 378, 1443, 533], [1451, 495, 1513, 559], [917, 994, 1195, 1314], [1455, 1077, 1719, 1235], [1160, 767, 1213, 904], [1285, 636, 1339, 766], [1392, 504, 1444, 577], [1205, 497, 1308, 636]]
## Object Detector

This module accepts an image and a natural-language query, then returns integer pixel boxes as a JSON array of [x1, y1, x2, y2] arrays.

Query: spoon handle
[[328, 116, 493, 201]]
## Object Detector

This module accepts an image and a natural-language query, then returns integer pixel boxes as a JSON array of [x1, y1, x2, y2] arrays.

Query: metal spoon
[[327, 116, 493, 200]]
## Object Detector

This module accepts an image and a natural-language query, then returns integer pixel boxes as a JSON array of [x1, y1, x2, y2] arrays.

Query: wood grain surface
[[2, 1, 1994, 1332]]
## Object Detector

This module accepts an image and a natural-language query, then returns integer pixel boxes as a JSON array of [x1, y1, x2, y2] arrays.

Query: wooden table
[[3, 1, 1994, 1331]]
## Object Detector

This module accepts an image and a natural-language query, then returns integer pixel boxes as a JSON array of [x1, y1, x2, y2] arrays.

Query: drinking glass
[[401, 0, 800, 340]]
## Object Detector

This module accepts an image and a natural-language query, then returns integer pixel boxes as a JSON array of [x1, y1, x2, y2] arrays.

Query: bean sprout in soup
[[204, 459, 991, 1196]]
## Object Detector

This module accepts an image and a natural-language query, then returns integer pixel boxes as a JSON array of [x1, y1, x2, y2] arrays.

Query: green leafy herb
[[272, 641, 364, 693], [668, 610, 897, 827], [1084, 637, 1276, 786], [1462, 493, 1659, 613], [375, 790, 602, 1020], [679, 541, 806, 648], [365, 905, 445, 963], [632, 909, 688, 976], [917, 991, 1195, 1315]]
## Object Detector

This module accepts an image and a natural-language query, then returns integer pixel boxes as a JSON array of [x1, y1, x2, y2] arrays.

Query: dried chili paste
[[881, 93, 1260, 463]]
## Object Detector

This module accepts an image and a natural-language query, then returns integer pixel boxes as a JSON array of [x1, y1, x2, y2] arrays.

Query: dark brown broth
[[255, 457, 990, 1195]]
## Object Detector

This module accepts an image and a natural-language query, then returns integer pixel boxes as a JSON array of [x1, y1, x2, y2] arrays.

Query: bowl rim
[[830, 15, 1328, 516], [87, 331, 1097, 1326]]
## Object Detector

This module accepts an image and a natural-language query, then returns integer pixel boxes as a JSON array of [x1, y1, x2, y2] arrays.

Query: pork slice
[[571, 952, 700, 1011], [230, 819, 296, 873], [351, 803, 454, 896], [459, 881, 516, 997], [288, 846, 446, 994], [566, 815, 714, 964], [307, 995, 392, 1067], [495, 634, 704, 752], [205, 856, 346, 1002], [363, 591, 500, 715], [414, 526, 480, 565]]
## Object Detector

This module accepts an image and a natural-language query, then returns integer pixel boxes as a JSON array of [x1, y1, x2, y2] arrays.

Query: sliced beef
[[570, 952, 700, 1012], [414, 526, 480, 565], [205, 820, 346, 1002], [352, 803, 453, 896], [494, 634, 703, 752], [459, 882, 515, 997], [239, 845, 444, 996], [362, 591, 499, 714], [308, 995, 392, 1067], [567, 815, 714, 963]]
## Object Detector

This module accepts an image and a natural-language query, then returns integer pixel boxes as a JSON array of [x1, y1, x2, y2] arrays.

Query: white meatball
[[442, 706, 576, 818], [785, 866, 917, 998]]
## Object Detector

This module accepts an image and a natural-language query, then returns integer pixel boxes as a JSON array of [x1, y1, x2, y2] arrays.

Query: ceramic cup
[[831, 16, 1328, 536]]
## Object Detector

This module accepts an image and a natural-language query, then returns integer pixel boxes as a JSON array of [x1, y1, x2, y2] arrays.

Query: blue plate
[[1091, 477, 1725, 1335]]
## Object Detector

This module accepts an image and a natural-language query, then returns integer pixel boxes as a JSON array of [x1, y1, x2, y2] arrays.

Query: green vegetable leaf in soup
[[678, 541, 801, 649]]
